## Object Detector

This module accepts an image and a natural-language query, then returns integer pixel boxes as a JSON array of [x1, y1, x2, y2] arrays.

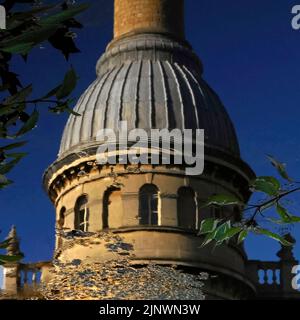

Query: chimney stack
[[114, 0, 185, 40]]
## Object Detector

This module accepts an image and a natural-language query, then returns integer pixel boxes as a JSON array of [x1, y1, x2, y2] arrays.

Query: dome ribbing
[[59, 33, 240, 158]]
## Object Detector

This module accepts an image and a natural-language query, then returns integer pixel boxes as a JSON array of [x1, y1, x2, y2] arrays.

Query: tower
[[43, 0, 256, 299]]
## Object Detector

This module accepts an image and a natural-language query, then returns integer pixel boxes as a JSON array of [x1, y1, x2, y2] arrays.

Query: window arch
[[177, 187, 197, 229], [75, 195, 89, 232], [102, 186, 122, 229], [139, 184, 159, 226], [58, 207, 66, 229]]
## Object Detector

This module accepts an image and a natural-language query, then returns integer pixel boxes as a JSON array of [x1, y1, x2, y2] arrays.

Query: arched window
[[139, 184, 159, 226], [102, 187, 122, 229], [58, 207, 66, 229], [75, 195, 89, 232], [177, 187, 196, 229]]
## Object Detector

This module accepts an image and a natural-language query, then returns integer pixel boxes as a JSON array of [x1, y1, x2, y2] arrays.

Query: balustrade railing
[[19, 263, 43, 287], [246, 259, 300, 299]]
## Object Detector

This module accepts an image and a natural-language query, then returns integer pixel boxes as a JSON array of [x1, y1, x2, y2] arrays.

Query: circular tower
[[43, 0, 256, 299]]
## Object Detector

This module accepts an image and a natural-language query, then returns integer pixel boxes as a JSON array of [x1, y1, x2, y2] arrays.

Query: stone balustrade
[[247, 259, 300, 299], [2, 261, 52, 296]]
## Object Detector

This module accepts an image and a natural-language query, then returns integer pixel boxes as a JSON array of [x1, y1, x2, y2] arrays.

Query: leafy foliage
[[267, 155, 293, 182], [0, 237, 23, 265], [250, 176, 280, 196], [0, 0, 88, 188], [200, 156, 300, 247], [202, 194, 242, 207]]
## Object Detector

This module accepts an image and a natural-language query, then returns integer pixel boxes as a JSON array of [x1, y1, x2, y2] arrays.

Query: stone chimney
[[114, 0, 185, 40]]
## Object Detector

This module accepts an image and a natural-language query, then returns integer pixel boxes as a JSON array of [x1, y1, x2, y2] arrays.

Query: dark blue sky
[[1, 0, 300, 267]]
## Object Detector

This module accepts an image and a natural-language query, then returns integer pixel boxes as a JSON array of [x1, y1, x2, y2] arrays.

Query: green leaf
[[42, 85, 61, 100], [267, 155, 293, 182], [0, 254, 24, 263], [65, 107, 81, 117], [16, 110, 39, 136], [276, 203, 292, 223], [200, 221, 235, 247], [0, 179, 13, 189], [6, 5, 56, 29], [251, 176, 280, 196], [0, 25, 58, 51], [238, 230, 248, 244], [201, 231, 216, 247], [256, 228, 293, 246], [0, 158, 22, 175], [0, 174, 8, 185], [56, 68, 78, 100], [1, 4, 88, 52], [214, 221, 232, 242], [276, 203, 300, 223], [1, 141, 27, 151], [2, 42, 34, 55], [49, 99, 81, 116], [267, 218, 289, 225], [200, 221, 239, 247], [203, 194, 242, 208], [0, 105, 15, 116], [289, 216, 300, 223], [198, 218, 219, 235], [3, 85, 33, 105], [6, 153, 27, 160], [224, 227, 244, 240], [39, 4, 89, 27]]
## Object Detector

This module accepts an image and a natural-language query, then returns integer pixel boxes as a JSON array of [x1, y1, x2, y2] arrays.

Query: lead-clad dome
[[59, 34, 240, 158]]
